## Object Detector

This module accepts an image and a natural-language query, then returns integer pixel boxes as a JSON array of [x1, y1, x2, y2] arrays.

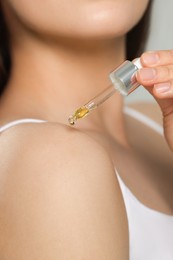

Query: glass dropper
[[68, 84, 116, 125], [68, 58, 142, 126]]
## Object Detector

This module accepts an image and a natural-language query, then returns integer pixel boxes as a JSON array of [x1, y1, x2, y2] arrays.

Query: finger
[[153, 81, 173, 99], [141, 50, 173, 67], [136, 65, 173, 86], [142, 82, 173, 118]]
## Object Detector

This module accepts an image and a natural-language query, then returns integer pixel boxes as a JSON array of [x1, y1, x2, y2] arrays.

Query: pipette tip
[[68, 106, 90, 126]]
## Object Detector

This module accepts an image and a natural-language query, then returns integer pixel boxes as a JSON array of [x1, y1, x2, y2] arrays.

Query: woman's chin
[[76, 2, 130, 40], [73, 20, 129, 41]]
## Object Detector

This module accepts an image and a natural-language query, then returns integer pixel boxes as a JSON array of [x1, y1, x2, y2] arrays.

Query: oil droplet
[[68, 116, 76, 125], [68, 106, 90, 125]]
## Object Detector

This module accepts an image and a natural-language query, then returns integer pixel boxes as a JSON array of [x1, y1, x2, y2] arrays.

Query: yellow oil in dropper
[[68, 106, 90, 125], [68, 58, 142, 125], [68, 84, 116, 125]]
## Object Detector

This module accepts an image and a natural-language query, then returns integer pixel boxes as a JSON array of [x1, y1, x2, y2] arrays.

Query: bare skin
[[0, 0, 173, 258]]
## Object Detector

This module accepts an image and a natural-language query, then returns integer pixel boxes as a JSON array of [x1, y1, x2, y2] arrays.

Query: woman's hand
[[136, 50, 173, 152]]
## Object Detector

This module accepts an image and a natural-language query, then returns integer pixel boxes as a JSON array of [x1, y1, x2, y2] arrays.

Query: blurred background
[[126, 0, 173, 104]]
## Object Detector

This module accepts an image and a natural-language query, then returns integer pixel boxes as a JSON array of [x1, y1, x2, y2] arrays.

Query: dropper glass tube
[[68, 58, 142, 126], [68, 84, 116, 125]]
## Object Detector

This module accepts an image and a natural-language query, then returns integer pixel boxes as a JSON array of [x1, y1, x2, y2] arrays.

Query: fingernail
[[155, 83, 171, 93], [143, 52, 160, 65], [139, 68, 157, 81]]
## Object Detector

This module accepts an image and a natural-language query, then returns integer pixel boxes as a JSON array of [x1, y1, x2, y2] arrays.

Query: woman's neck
[[0, 35, 128, 144]]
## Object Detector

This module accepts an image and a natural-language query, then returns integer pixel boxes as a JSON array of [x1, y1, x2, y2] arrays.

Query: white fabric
[[122, 107, 173, 260], [123, 106, 163, 136], [0, 118, 47, 133], [116, 173, 173, 260], [0, 108, 173, 259]]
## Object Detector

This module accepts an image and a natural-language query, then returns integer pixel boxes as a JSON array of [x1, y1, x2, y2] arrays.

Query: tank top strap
[[0, 118, 47, 133], [123, 106, 163, 136]]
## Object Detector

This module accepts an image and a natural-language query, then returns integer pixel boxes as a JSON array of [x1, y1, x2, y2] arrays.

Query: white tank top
[[0, 107, 173, 260]]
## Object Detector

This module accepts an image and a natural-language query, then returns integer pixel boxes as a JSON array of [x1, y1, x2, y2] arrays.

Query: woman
[[0, 0, 173, 259]]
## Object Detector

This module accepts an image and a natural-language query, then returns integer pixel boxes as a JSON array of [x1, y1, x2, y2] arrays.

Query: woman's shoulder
[[0, 120, 113, 162], [0, 121, 128, 259], [0, 120, 115, 176]]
